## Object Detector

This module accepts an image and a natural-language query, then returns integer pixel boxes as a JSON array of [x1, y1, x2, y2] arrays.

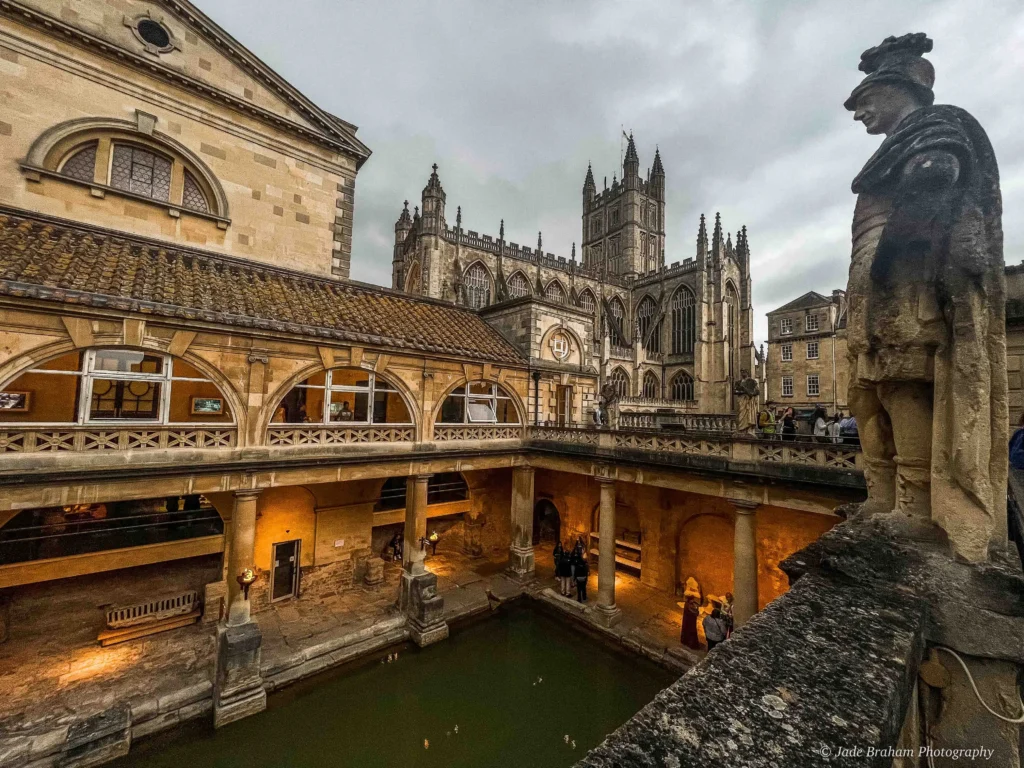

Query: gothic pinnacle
[[500, 219, 505, 241], [537, 231, 543, 252], [652, 146, 664, 175], [624, 131, 639, 165]]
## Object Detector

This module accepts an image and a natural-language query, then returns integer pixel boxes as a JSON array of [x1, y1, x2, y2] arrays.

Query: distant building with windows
[[390, 136, 756, 420], [765, 290, 849, 414]]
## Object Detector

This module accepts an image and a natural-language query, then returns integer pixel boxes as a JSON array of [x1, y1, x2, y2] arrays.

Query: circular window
[[137, 19, 171, 49]]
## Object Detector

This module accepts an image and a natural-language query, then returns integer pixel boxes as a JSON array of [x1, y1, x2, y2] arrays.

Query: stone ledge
[[576, 522, 928, 767]]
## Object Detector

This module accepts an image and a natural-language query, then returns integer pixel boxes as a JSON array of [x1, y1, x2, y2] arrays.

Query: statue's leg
[[878, 382, 933, 520], [849, 383, 897, 515]]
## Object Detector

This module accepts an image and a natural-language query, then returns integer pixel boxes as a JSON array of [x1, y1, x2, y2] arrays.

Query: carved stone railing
[[618, 396, 696, 409], [618, 411, 737, 432], [267, 426, 415, 446], [432, 424, 524, 441], [0, 426, 237, 453], [754, 441, 860, 470], [613, 430, 733, 458], [530, 426, 601, 446]]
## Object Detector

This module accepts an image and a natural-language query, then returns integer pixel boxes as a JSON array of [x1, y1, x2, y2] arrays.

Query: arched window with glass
[[544, 280, 567, 304], [438, 382, 520, 424], [636, 295, 661, 354], [0, 349, 233, 425], [577, 289, 596, 314], [507, 271, 530, 299], [642, 370, 660, 399], [270, 369, 412, 425], [609, 367, 630, 399], [670, 371, 695, 401], [671, 286, 697, 355], [608, 296, 628, 346], [725, 281, 739, 381], [463, 262, 491, 309]]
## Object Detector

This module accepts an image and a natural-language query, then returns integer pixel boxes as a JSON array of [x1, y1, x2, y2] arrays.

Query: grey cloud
[[200, 0, 1024, 344]]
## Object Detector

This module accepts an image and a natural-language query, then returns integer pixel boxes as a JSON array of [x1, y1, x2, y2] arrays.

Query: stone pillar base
[[506, 544, 535, 581], [399, 570, 448, 646], [594, 603, 622, 628], [364, 557, 385, 586], [409, 619, 450, 647], [214, 622, 266, 729]]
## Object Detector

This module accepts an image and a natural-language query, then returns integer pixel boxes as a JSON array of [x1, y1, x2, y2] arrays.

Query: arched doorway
[[533, 499, 560, 546]]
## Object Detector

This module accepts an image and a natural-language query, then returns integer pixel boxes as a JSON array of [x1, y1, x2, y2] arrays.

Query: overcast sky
[[201, 0, 1024, 346]]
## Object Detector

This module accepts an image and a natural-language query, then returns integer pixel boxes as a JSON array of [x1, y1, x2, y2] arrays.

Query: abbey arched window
[[545, 280, 567, 304], [725, 282, 739, 381], [610, 367, 630, 399], [608, 297, 627, 347], [671, 286, 697, 355], [507, 271, 530, 299], [26, 119, 228, 222], [670, 371, 695, 401], [464, 263, 491, 309], [0, 349, 233, 425], [636, 295, 661, 354], [642, 370, 659, 399], [439, 382, 520, 424], [404, 262, 421, 294], [270, 369, 412, 425], [577, 289, 596, 314]]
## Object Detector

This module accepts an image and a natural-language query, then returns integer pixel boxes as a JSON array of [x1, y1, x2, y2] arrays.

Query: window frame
[[781, 376, 794, 397], [781, 343, 793, 362], [807, 374, 820, 397], [805, 313, 820, 332], [780, 318, 793, 335], [670, 371, 694, 402], [806, 341, 819, 360], [438, 382, 519, 425], [278, 369, 413, 426]]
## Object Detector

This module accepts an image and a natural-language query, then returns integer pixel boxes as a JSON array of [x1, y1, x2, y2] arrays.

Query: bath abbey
[[0, 3, 1022, 767]]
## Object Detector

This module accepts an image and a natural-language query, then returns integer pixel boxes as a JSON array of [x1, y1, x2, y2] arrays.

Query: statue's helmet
[[844, 33, 935, 111]]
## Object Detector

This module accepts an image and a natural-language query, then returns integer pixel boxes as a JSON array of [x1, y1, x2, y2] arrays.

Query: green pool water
[[113, 602, 676, 768]]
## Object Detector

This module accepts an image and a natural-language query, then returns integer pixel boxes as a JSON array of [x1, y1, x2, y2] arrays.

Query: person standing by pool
[[557, 543, 573, 596], [553, 541, 564, 588], [681, 596, 700, 649], [702, 601, 727, 651], [574, 553, 589, 602]]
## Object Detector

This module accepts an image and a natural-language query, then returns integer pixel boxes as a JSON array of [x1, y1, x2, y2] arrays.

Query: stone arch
[[677, 512, 734, 602], [533, 498, 561, 546], [506, 270, 531, 299], [23, 117, 229, 218], [609, 366, 631, 399], [429, 376, 527, 431], [404, 260, 421, 293], [539, 324, 585, 365], [461, 260, 494, 308], [669, 369, 695, 401], [642, 369, 660, 398], [543, 278, 568, 305], [576, 288, 597, 314]]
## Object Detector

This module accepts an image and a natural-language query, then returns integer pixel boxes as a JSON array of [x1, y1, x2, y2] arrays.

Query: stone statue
[[844, 33, 1006, 561], [734, 370, 760, 434]]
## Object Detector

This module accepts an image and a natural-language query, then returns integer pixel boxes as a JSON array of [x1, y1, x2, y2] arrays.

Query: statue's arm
[[873, 149, 961, 277]]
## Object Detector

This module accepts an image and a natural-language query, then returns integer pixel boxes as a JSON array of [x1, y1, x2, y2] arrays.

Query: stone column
[[214, 488, 266, 728], [507, 466, 536, 580], [731, 500, 759, 628], [226, 490, 260, 626], [595, 477, 621, 626], [399, 474, 448, 646]]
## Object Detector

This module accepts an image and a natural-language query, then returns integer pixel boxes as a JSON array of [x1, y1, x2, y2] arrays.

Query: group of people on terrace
[[756, 407, 859, 445], [680, 578, 733, 652]]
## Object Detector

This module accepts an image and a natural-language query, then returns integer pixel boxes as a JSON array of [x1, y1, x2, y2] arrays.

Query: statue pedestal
[[399, 570, 448, 647], [213, 621, 266, 728]]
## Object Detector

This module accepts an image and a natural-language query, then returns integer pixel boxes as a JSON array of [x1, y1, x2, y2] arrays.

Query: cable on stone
[[933, 646, 1024, 724]]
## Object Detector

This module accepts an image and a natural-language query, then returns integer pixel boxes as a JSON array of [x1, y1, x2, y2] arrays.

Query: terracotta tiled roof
[[0, 210, 525, 364]]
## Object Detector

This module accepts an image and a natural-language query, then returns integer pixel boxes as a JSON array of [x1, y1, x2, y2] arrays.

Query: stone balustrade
[[267, 426, 415, 446], [432, 424, 524, 441], [0, 426, 237, 453]]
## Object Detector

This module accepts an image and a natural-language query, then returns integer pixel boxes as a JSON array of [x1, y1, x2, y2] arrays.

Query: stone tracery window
[[507, 271, 530, 299], [642, 370, 659, 398], [544, 280, 567, 304], [463, 262, 491, 309], [608, 296, 628, 346], [636, 295, 661, 354], [439, 382, 520, 424], [577, 289, 596, 314], [609, 367, 630, 399], [271, 368, 412, 425], [0, 349, 233, 425], [670, 371, 695, 401], [671, 286, 697, 355]]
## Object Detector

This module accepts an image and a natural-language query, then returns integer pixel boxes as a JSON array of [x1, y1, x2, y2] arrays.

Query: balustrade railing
[[0, 426, 237, 453], [267, 425, 415, 446], [754, 441, 860, 470], [618, 411, 737, 432], [432, 424, 525, 441]]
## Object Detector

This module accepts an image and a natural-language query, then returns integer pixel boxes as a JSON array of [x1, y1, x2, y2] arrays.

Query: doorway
[[533, 499, 561, 546], [271, 540, 301, 602], [556, 385, 573, 426]]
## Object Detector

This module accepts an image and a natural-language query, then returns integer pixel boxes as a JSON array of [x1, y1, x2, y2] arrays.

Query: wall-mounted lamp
[[237, 568, 257, 600]]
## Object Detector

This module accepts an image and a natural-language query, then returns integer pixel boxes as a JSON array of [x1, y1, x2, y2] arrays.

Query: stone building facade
[[391, 139, 757, 420], [765, 290, 849, 414]]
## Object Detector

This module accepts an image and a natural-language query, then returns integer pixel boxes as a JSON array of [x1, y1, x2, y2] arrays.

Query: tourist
[[780, 407, 797, 441], [812, 406, 828, 442], [681, 596, 700, 649], [339, 400, 354, 421], [722, 593, 735, 637], [828, 413, 843, 444], [574, 554, 589, 602], [592, 396, 604, 427], [839, 413, 859, 446], [557, 543, 573, 596], [1010, 413, 1024, 470], [757, 408, 776, 439], [702, 602, 727, 651], [553, 541, 564, 585]]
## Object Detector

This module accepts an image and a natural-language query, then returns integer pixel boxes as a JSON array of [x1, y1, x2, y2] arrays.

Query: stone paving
[[0, 540, 696, 762]]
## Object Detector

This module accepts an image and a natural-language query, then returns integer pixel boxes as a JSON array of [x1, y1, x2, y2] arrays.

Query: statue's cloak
[[851, 105, 1006, 559]]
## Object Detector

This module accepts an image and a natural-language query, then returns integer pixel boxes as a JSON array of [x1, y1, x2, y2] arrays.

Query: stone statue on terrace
[[844, 33, 1006, 561], [734, 369, 760, 434]]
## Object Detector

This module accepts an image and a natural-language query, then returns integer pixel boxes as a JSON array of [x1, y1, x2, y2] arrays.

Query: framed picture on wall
[[190, 396, 224, 415], [0, 391, 31, 412]]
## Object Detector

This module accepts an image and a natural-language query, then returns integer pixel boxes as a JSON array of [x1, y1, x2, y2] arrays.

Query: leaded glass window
[[507, 272, 530, 299], [609, 367, 629, 398], [642, 370, 659, 398], [182, 170, 210, 213], [110, 144, 171, 202], [671, 286, 696, 355], [577, 290, 596, 314], [464, 263, 491, 309], [670, 372, 694, 401], [60, 143, 97, 182], [636, 295, 661, 354], [544, 281, 567, 304], [608, 297, 627, 346]]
